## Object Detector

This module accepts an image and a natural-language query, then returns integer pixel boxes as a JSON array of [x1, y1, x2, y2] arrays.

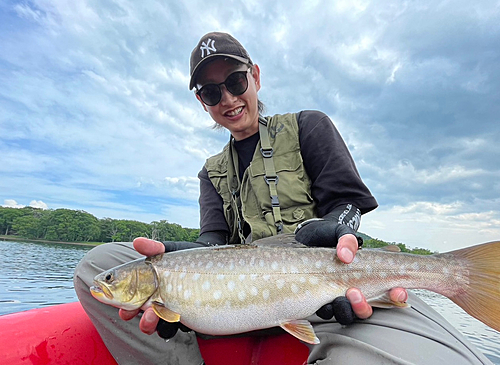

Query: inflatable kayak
[[0, 302, 308, 365]]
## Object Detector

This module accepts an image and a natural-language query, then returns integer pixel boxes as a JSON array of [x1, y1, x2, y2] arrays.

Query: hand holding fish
[[295, 220, 408, 320]]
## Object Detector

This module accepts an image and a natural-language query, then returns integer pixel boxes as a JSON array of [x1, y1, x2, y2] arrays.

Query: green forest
[[0, 206, 434, 254], [0, 206, 199, 243]]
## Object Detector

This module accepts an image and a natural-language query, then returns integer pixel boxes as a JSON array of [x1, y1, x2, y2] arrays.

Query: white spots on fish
[[442, 267, 450, 275], [309, 277, 319, 285], [184, 290, 192, 300], [192, 273, 201, 281], [190, 262, 196, 269], [259, 259, 265, 267], [263, 274, 271, 281], [315, 261, 323, 269], [262, 289, 270, 300], [301, 256, 310, 265], [291, 283, 299, 294], [179, 272, 187, 279], [353, 271, 362, 280], [213, 290, 222, 300], [271, 261, 279, 270], [217, 274, 225, 280], [227, 281, 236, 291], [239, 274, 246, 282], [206, 261, 214, 269], [194, 300, 202, 308], [276, 279, 285, 289], [177, 284, 183, 292], [238, 291, 247, 301], [281, 266, 287, 274], [239, 259, 246, 266], [398, 266, 407, 276], [229, 262, 235, 271], [202, 281, 211, 291], [299, 277, 306, 283], [250, 274, 258, 281], [166, 284, 173, 293], [250, 286, 259, 296], [163, 271, 171, 277], [217, 262, 224, 268], [411, 262, 420, 271]]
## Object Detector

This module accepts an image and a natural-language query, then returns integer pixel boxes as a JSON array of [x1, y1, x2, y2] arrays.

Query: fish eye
[[105, 272, 114, 283]]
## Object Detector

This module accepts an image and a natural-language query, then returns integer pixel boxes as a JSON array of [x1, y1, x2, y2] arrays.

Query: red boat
[[0, 302, 309, 365]]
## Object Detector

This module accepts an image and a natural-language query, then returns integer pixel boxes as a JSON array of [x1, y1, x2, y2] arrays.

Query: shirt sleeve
[[198, 166, 230, 235], [297, 110, 378, 217]]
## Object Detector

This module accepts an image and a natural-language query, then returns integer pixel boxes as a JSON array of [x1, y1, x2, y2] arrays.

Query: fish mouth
[[90, 283, 113, 300]]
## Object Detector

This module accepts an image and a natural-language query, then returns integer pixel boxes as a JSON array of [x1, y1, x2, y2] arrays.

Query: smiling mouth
[[225, 106, 244, 117]]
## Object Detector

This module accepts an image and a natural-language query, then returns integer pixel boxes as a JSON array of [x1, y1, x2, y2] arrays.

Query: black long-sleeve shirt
[[198, 110, 378, 235]]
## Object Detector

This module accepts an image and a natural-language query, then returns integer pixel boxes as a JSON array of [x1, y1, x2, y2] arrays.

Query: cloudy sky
[[1, 0, 499, 252]]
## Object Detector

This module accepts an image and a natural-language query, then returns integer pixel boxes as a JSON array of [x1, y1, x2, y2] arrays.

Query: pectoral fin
[[280, 319, 320, 344], [152, 302, 181, 322], [367, 291, 410, 309]]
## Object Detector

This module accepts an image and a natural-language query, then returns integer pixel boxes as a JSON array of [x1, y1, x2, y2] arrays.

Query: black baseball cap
[[189, 32, 253, 90]]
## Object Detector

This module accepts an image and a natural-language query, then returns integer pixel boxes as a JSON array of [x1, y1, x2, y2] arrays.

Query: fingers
[[133, 237, 165, 256], [139, 307, 160, 335], [119, 308, 140, 321], [336, 234, 359, 264], [390, 287, 408, 303], [346, 288, 373, 319]]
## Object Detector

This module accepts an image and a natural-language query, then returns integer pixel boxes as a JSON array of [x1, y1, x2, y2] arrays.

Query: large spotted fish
[[90, 235, 500, 344]]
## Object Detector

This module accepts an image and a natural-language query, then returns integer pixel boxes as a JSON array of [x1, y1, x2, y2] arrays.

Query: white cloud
[[2, 199, 24, 208], [2, 199, 48, 210]]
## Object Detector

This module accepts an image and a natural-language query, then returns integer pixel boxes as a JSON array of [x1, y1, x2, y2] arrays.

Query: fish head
[[90, 257, 158, 311]]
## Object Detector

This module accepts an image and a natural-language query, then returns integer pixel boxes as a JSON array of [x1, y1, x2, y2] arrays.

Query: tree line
[[0, 206, 199, 243], [0, 206, 434, 254], [362, 237, 435, 255]]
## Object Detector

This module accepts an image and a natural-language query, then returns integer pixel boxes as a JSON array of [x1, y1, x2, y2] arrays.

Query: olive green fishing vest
[[205, 113, 316, 244]]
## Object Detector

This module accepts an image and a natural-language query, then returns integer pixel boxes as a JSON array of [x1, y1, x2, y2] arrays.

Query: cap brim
[[189, 54, 250, 90]]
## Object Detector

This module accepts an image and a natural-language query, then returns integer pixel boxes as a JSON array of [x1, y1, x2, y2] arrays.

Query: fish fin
[[445, 241, 500, 333], [377, 245, 401, 252], [367, 291, 410, 308], [253, 234, 308, 249], [280, 319, 320, 344], [152, 303, 181, 322]]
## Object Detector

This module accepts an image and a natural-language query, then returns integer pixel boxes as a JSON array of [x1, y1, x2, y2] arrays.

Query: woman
[[74, 32, 492, 364]]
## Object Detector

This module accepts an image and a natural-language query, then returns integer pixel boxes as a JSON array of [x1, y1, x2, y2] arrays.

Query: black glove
[[156, 320, 192, 340], [316, 297, 356, 325], [294, 219, 363, 248], [162, 241, 207, 252], [162, 231, 228, 253]]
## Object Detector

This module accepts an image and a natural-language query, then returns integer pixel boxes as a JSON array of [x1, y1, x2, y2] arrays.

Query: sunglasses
[[196, 68, 251, 106]]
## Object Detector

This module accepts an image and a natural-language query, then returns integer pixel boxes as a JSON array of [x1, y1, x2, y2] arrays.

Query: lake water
[[1, 240, 499, 364]]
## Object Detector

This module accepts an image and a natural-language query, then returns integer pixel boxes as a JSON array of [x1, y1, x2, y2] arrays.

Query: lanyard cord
[[228, 139, 247, 245]]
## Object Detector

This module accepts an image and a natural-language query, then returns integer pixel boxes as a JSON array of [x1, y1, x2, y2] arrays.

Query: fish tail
[[446, 241, 500, 332]]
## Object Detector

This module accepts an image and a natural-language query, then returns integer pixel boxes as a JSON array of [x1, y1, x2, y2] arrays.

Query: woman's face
[[195, 57, 261, 141]]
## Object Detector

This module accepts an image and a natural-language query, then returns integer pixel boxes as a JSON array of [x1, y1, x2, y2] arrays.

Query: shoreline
[[0, 235, 102, 247]]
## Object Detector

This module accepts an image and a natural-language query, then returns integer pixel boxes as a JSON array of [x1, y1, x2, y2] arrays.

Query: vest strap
[[259, 118, 283, 234]]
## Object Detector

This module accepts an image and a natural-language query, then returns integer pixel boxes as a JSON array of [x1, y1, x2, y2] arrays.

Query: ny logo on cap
[[200, 39, 216, 58]]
